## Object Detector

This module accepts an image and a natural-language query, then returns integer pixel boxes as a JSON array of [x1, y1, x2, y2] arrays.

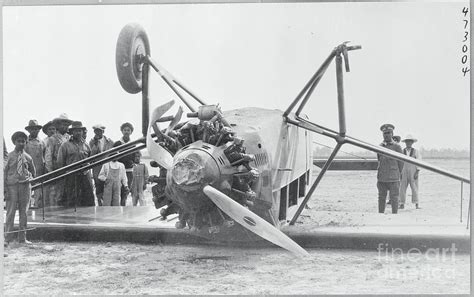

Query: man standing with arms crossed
[[377, 124, 404, 214]]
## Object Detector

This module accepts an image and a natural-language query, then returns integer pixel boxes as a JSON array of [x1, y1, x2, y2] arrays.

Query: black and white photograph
[[1, 0, 471, 295]]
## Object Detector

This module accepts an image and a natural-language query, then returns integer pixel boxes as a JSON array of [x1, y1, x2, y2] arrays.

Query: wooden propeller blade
[[146, 101, 175, 169], [203, 185, 309, 258], [166, 106, 183, 134]]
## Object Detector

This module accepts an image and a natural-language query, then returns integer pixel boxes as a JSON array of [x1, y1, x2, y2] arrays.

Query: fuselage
[[164, 107, 312, 241]]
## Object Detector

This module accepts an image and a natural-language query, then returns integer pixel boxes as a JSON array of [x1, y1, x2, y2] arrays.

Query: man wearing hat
[[399, 134, 421, 209], [89, 124, 114, 206], [377, 124, 404, 214], [42, 121, 56, 138], [24, 120, 46, 207], [42, 121, 56, 157], [114, 122, 135, 206], [57, 121, 95, 207], [44, 113, 73, 206]]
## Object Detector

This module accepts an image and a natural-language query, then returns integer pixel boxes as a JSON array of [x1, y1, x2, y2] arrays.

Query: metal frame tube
[[146, 56, 196, 112], [295, 74, 323, 117], [31, 138, 145, 185], [344, 137, 470, 184], [467, 198, 470, 229], [74, 175, 77, 212], [335, 54, 346, 136], [41, 183, 45, 221], [142, 62, 150, 137], [461, 182, 464, 222], [31, 144, 146, 190], [284, 49, 337, 117], [287, 117, 470, 184], [289, 141, 343, 225], [173, 79, 206, 106]]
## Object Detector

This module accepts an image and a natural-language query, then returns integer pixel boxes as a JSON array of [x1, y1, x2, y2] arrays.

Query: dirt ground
[[2, 159, 470, 295], [2, 241, 469, 295]]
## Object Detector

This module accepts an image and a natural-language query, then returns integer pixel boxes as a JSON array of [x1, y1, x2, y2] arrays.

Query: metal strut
[[41, 183, 45, 221], [284, 42, 361, 118], [284, 41, 470, 225], [460, 181, 463, 223], [145, 55, 207, 113], [289, 141, 344, 225]]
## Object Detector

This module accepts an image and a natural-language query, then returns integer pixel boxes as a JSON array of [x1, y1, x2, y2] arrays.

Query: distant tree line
[[313, 146, 469, 159]]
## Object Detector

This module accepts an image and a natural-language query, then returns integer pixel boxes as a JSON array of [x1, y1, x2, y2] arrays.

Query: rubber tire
[[115, 23, 150, 94]]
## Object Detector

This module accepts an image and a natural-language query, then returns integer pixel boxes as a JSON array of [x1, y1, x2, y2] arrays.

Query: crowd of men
[[4, 114, 148, 210], [4, 114, 157, 245], [377, 124, 421, 214]]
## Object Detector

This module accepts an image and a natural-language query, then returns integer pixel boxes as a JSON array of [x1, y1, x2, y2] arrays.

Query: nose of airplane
[[169, 148, 221, 195], [167, 148, 222, 213]]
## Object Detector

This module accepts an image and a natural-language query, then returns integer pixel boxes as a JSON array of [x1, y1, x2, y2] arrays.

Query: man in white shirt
[[89, 124, 114, 206], [399, 134, 421, 209]]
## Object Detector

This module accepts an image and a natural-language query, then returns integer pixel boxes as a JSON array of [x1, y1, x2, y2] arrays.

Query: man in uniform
[[89, 124, 114, 206], [44, 113, 73, 206], [24, 120, 45, 207], [377, 124, 404, 214]]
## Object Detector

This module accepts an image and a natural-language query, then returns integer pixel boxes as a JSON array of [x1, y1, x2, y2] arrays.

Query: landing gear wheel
[[115, 23, 150, 94]]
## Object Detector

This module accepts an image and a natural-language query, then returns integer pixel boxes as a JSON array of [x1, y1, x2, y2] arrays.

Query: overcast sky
[[2, 2, 470, 151]]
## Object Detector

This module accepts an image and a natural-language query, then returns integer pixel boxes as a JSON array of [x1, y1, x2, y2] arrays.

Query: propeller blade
[[147, 101, 175, 169], [151, 100, 175, 123], [203, 185, 309, 257], [166, 106, 183, 135]]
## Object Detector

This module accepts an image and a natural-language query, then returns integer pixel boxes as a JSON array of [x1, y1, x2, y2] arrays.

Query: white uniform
[[400, 147, 421, 204]]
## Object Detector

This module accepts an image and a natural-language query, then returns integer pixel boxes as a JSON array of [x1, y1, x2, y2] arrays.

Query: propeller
[[166, 106, 183, 135], [146, 100, 175, 169], [203, 185, 309, 258]]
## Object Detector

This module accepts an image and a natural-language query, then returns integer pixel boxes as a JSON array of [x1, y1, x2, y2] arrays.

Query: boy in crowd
[[99, 142, 129, 206], [131, 152, 149, 206], [4, 131, 36, 245]]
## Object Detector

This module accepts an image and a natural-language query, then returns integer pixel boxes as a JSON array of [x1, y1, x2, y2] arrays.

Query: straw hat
[[92, 124, 106, 131], [52, 113, 73, 124], [402, 134, 417, 142]]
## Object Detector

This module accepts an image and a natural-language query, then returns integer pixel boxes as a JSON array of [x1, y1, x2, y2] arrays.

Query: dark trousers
[[5, 183, 30, 242], [94, 178, 105, 206], [120, 171, 133, 206], [64, 173, 95, 207], [377, 181, 399, 214]]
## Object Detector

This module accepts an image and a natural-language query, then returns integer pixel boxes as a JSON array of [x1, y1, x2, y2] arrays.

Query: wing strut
[[286, 42, 470, 225]]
